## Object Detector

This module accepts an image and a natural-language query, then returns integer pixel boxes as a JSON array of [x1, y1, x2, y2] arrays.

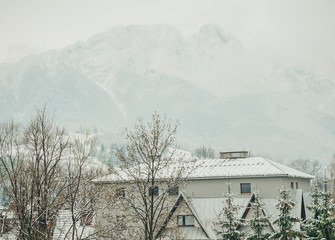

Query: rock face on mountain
[[0, 24, 334, 161]]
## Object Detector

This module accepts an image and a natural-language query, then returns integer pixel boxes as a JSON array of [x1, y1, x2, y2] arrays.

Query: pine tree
[[247, 192, 271, 240], [215, 183, 244, 240], [318, 179, 335, 239], [304, 178, 335, 239], [303, 182, 322, 239], [271, 186, 302, 240]]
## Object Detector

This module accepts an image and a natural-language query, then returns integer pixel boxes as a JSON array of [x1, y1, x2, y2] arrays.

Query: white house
[[93, 151, 314, 239], [156, 151, 313, 239]]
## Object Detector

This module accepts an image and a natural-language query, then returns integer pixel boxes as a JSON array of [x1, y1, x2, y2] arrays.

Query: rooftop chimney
[[220, 151, 249, 159]]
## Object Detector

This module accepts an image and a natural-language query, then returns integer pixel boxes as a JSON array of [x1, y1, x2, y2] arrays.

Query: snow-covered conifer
[[316, 179, 335, 239], [303, 182, 322, 239], [271, 186, 302, 240], [215, 183, 244, 240], [247, 192, 271, 240]]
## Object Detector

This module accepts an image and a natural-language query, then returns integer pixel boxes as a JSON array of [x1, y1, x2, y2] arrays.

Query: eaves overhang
[[92, 173, 314, 184], [186, 174, 314, 181]]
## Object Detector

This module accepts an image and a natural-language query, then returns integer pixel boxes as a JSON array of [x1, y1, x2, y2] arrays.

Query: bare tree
[[92, 186, 140, 240], [114, 113, 196, 240], [0, 121, 23, 238], [52, 132, 104, 240], [328, 154, 335, 197], [289, 158, 321, 175], [0, 108, 107, 240], [0, 108, 69, 239], [194, 145, 215, 159]]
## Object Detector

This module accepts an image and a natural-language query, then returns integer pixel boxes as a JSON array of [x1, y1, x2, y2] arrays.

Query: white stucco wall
[[184, 176, 311, 198]]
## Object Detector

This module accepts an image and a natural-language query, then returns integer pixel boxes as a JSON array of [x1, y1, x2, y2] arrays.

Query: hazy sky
[[1, 0, 334, 74]]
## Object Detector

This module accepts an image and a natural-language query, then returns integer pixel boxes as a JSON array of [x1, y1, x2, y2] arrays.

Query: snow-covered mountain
[[0, 24, 334, 162]]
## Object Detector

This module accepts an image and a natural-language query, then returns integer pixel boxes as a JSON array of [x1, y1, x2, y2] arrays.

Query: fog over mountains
[[0, 24, 334, 162]]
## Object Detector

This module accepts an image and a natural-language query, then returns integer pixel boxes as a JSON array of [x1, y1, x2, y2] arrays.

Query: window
[[80, 212, 93, 226], [169, 186, 179, 196], [240, 183, 251, 193], [149, 186, 158, 196], [296, 182, 299, 189], [177, 215, 194, 226], [116, 187, 125, 198], [291, 182, 294, 189]]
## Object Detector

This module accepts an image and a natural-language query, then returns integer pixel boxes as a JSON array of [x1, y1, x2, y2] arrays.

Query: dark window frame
[[240, 183, 251, 194], [291, 182, 294, 189], [168, 186, 179, 196], [296, 182, 299, 189], [177, 215, 195, 227], [149, 186, 159, 196]]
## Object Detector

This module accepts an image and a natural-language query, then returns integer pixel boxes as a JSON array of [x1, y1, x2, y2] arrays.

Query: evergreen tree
[[215, 183, 244, 240], [304, 178, 335, 239], [303, 182, 322, 239], [318, 179, 335, 239], [271, 187, 302, 240], [247, 192, 271, 240]]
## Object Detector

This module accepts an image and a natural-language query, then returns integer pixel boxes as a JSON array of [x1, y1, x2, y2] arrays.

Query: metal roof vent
[[220, 151, 249, 159]]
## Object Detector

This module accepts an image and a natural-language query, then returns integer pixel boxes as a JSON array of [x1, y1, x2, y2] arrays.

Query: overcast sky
[[1, 0, 334, 75]]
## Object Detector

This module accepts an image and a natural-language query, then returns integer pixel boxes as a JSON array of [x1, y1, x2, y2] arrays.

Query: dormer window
[[177, 215, 194, 226], [240, 183, 251, 194]]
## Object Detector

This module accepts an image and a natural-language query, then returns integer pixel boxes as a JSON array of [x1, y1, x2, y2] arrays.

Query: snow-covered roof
[[191, 197, 250, 239], [188, 157, 314, 179], [94, 156, 314, 183], [192, 197, 249, 222], [93, 148, 196, 182], [53, 209, 95, 240], [158, 192, 211, 239], [162, 191, 302, 240], [179, 190, 304, 238]]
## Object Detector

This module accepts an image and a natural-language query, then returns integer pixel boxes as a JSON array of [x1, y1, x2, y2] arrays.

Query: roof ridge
[[181, 193, 212, 239], [263, 158, 287, 175], [266, 159, 314, 178], [157, 192, 211, 239]]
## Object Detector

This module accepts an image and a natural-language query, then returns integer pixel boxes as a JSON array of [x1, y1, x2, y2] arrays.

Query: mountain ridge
[[0, 24, 334, 162]]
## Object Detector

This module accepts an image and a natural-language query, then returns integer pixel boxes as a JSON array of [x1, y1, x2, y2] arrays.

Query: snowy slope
[[0, 55, 124, 128], [0, 24, 334, 162]]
